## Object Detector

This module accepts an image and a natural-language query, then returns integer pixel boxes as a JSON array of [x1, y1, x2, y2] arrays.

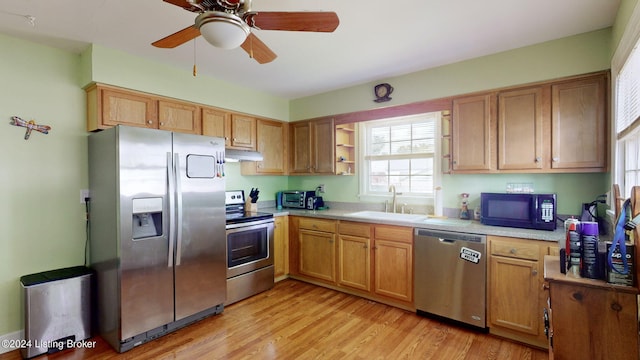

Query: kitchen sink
[[419, 218, 472, 227], [344, 211, 428, 222]]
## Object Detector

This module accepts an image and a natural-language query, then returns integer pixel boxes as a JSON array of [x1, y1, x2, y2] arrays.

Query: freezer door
[[172, 132, 227, 320], [117, 126, 174, 340]]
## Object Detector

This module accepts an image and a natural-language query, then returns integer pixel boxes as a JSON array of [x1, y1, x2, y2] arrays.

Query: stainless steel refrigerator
[[88, 125, 227, 352]]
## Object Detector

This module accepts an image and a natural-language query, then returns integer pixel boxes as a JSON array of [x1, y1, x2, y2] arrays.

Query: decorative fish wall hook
[[10, 116, 51, 140]]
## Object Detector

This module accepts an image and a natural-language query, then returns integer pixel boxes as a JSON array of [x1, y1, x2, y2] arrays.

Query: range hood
[[224, 148, 264, 162]]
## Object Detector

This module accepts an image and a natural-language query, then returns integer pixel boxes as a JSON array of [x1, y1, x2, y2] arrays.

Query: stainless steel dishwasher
[[414, 228, 486, 329]]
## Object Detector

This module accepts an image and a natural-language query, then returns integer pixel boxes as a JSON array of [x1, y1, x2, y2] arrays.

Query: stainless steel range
[[225, 190, 275, 305]]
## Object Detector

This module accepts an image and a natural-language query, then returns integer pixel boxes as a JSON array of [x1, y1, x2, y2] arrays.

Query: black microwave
[[281, 191, 315, 209], [480, 193, 557, 231]]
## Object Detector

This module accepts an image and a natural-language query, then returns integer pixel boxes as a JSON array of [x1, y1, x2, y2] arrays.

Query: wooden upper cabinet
[[242, 119, 287, 175], [87, 85, 158, 131], [229, 114, 256, 150], [158, 100, 201, 134], [289, 118, 335, 175], [551, 75, 607, 170], [290, 121, 312, 174], [452, 94, 495, 171], [498, 87, 546, 170], [312, 118, 336, 174], [201, 106, 230, 146]]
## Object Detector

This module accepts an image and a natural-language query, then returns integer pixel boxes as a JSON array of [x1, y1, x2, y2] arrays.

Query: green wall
[[0, 33, 87, 336], [0, 1, 633, 340], [290, 28, 612, 121]]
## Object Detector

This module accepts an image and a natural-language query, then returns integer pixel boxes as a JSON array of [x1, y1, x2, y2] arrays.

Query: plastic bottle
[[568, 222, 581, 277], [580, 221, 600, 279]]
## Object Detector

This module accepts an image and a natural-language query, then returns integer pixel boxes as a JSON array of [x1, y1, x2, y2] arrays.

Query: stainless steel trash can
[[20, 266, 93, 359]]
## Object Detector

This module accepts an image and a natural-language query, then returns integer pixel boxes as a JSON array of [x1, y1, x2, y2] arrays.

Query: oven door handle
[[226, 219, 275, 231]]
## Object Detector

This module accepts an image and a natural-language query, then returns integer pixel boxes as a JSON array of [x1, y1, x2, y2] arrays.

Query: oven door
[[226, 219, 274, 278]]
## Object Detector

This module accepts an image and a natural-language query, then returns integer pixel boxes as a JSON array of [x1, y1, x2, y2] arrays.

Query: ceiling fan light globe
[[196, 11, 250, 49]]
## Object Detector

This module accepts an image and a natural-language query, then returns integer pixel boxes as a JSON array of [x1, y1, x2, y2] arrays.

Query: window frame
[[358, 112, 442, 208], [613, 3, 640, 199]]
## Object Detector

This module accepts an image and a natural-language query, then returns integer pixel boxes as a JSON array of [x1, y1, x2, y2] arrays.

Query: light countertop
[[264, 207, 564, 242]]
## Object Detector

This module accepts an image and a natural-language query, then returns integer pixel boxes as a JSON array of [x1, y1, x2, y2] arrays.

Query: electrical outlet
[[80, 189, 90, 203], [318, 184, 325, 193]]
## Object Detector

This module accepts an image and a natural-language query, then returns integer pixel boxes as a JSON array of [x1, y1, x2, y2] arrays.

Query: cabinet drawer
[[374, 225, 413, 243], [490, 239, 539, 260], [299, 217, 336, 233], [339, 221, 371, 238]]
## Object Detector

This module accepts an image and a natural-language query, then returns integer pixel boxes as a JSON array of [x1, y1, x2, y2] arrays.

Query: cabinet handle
[[160, 122, 164, 126], [552, 157, 559, 162], [542, 283, 549, 290], [224, 137, 229, 140], [532, 269, 538, 276], [535, 157, 541, 162], [329, 239, 334, 243], [147, 120, 153, 125], [510, 248, 517, 254], [233, 138, 237, 141], [363, 244, 368, 249]]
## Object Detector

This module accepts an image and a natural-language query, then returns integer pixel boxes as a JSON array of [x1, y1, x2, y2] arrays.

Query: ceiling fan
[[152, 0, 340, 64]]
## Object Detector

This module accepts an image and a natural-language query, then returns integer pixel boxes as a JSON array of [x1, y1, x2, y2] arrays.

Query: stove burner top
[[225, 211, 274, 225], [225, 190, 273, 225]]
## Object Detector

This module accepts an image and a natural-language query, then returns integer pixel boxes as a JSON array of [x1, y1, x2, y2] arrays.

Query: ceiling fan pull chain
[[193, 39, 198, 77], [249, 33, 254, 59]]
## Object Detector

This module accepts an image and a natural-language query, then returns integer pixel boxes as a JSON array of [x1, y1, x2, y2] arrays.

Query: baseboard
[[0, 330, 24, 354]]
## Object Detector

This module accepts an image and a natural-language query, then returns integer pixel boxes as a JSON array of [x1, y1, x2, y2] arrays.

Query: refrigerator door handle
[[175, 153, 183, 266], [167, 152, 175, 268]]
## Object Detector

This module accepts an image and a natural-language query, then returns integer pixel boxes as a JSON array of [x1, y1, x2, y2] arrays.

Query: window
[[616, 39, 640, 197], [359, 112, 441, 203]]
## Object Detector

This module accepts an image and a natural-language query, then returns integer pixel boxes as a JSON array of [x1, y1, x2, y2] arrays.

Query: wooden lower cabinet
[[487, 236, 556, 348], [289, 217, 413, 309], [297, 218, 337, 284], [338, 221, 372, 292], [544, 257, 639, 360], [273, 216, 289, 281], [373, 225, 413, 303]]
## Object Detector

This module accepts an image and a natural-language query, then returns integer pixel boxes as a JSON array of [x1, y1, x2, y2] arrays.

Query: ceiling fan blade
[[152, 25, 201, 48], [240, 33, 277, 64], [163, 0, 196, 10], [247, 12, 339, 32]]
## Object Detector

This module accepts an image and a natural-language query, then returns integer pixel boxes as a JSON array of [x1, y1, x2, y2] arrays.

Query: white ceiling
[[0, 0, 621, 99]]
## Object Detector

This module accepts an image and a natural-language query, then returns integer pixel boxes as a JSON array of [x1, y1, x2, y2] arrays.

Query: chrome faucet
[[389, 185, 397, 213]]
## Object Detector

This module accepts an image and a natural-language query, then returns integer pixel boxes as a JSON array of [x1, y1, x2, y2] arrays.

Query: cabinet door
[[290, 121, 312, 174], [256, 119, 286, 174], [338, 234, 370, 291], [452, 94, 495, 171], [299, 229, 336, 283], [101, 88, 158, 129], [489, 255, 540, 335], [230, 114, 256, 149], [374, 239, 413, 302], [273, 216, 289, 280], [549, 282, 639, 359], [158, 100, 201, 134], [551, 75, 606, 170], [312, 118, 336, 174], [202, 107, 230, 146], [498, 87, 545, 170]]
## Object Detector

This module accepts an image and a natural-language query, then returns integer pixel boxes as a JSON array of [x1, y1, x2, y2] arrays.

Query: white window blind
[[617, 44, 640, 134]]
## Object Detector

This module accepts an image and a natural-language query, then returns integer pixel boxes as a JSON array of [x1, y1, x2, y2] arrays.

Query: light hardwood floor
[[0, 279, 547, 359]]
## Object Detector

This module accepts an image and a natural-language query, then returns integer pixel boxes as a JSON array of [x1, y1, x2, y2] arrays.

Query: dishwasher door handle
[[439, 238, 456, 244]]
